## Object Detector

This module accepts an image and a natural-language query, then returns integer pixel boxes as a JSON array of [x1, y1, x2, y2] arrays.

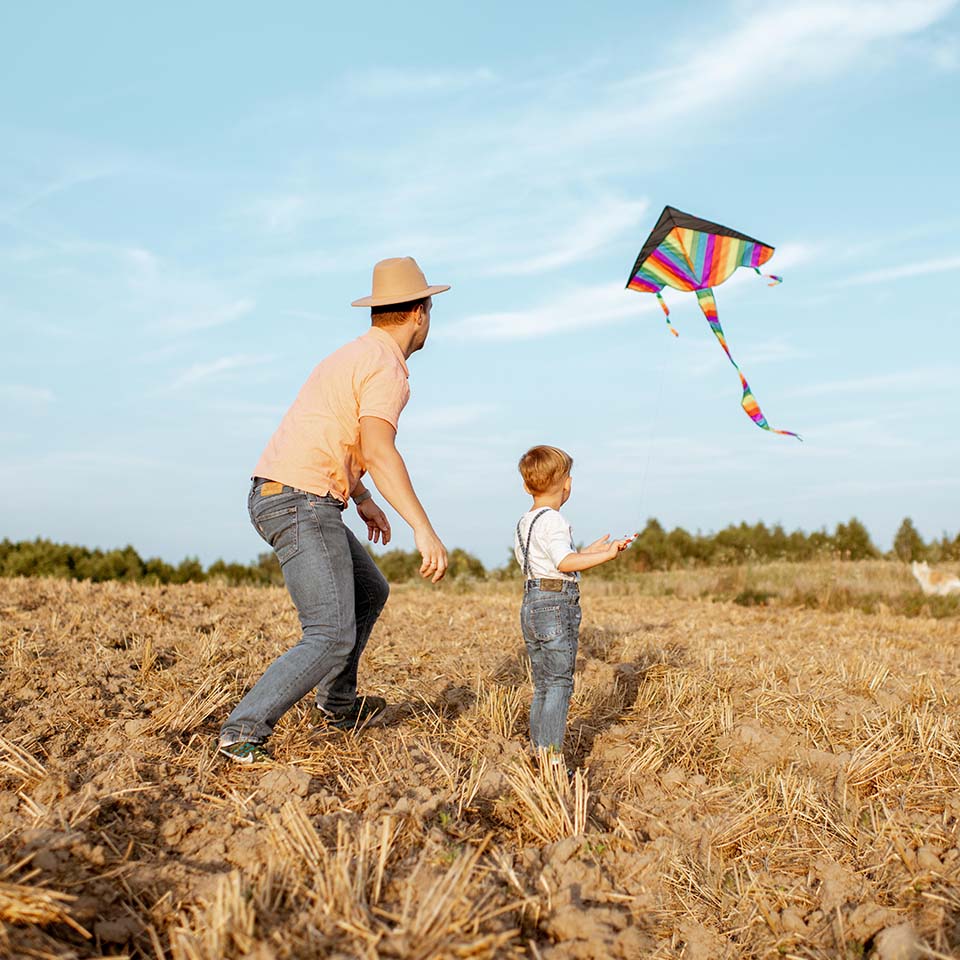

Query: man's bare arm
[[359, 416, 447, 582]]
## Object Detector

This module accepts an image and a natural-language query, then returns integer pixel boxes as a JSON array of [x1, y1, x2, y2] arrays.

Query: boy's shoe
[[218, 740, 272, 764], [310, 695, 387, 732]]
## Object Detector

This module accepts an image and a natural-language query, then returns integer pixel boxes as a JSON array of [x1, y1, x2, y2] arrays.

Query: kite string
[[633, 329, 670, 537]]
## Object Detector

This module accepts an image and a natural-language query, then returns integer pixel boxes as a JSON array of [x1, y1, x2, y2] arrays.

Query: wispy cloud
[[239, 2, 957, 293], [681, 336, 808, 378], [839, 254, 960, 287], [0, 384, 55, 410], [484, 199, 649, 276], [930, 33, 960, 70], [787, 365, 960, 398], [403, 403, 500, 431], [589, 1, 957, 135], [803, 474, 960, 497], [247, 193, 650, 280], [166, 354, 274, 391], [3, 166, 117, 218], [341, 66, 497, 98], [159, 298, 256, 334], [766, 243, 817, 272], [451, 0, 959, 181], [442, 283, 655, 341]]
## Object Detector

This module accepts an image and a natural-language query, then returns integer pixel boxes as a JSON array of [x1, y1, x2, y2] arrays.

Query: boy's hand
[[584, 535, 612, 553], [586, 534, 636, 555], [357, 499, 391, 545], [606, 536, 635, 558]]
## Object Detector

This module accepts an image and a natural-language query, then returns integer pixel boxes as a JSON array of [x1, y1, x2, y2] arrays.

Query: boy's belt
[[525, 578, 577, 593]]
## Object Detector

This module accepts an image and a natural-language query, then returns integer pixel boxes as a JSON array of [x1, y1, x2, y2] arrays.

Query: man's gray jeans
[[219, 478, 389, 747]]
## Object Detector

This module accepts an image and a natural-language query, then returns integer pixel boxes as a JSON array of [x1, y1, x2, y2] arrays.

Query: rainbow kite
[[626, 205, 799, 440]]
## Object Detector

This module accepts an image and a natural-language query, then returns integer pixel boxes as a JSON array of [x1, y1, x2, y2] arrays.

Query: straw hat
[[351, 257, 450, 308]]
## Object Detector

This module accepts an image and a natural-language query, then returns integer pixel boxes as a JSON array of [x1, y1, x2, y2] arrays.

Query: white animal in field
[[911, 561, 960, 597]]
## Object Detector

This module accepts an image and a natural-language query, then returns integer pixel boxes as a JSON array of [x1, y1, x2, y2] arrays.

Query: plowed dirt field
[[1, 577, 958, 958]]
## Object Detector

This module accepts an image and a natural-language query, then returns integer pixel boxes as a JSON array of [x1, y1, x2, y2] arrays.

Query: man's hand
[[360, 416, 445, 576], [415, 527, 448, 583], [357, 499, 391, 545]]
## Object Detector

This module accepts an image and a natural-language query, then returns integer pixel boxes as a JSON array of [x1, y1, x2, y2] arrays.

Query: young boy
[[514, 445, 633, 759]]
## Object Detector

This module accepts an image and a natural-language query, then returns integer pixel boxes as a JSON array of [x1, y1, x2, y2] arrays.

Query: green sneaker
[[310, 695, 387, 732], [218, 741, 272, 764]]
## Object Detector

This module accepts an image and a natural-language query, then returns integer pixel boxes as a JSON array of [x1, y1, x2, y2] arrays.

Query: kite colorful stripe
[[694, 288, 800, 439], [627, 226, 775, 293], [626, 205, 800, 440]]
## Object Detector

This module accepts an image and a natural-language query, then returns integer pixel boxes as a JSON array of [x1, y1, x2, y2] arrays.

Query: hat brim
[[351, 284, 450, 308]]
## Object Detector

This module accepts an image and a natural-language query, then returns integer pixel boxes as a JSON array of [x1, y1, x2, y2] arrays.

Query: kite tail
[[754, 266, 782, 286], [656, 292, 679, 337], [695, 287, 801, 440]]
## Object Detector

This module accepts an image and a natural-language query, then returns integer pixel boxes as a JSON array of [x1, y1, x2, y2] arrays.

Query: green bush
[[369, 546, 486, 583], [893, 517, 927, 562], [0, 537, 489, 587]]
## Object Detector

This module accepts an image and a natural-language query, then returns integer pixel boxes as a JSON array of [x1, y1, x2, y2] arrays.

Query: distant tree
[[143, 557, 175, 584], [171, 557, 205, 584], [768, 524, 790, 560], [492, 548, 522, 580], [833, 518, 878, 560], [628, 518, 669, 570], [893, 517, 927, 563], [74, 545, 145, 582], [447, 548, 486, 580], [208, 559, 258, 585], [373, 549, 422, 583], [255, 552, 284, 585]]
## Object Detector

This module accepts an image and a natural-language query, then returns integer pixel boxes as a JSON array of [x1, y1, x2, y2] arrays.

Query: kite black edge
[[626, 204, 775, 289]]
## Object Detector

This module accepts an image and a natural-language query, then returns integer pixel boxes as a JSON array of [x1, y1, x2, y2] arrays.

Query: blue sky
[[2, 1, 959, 568]]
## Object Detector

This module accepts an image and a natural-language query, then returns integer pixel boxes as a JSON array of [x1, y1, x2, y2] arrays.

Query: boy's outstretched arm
[[359, 416, 448, 582], [557, 536, 633, 573], [582, 534, 635, 553]]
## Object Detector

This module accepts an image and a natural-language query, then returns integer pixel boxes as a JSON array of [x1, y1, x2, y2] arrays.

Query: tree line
[[0, 517, 955, 587], [575, 516, 959, 578]]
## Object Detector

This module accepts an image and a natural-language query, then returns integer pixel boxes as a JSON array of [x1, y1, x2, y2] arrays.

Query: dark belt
[[525, 578, 578, 594]]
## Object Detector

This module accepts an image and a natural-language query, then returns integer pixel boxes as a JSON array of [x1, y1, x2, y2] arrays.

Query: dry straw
[[1, 571, 959, 957]]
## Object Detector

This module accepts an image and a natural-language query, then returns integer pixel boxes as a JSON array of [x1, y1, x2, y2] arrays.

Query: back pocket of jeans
[[530, 604, 563, 642], [256, 505, 300, 565]]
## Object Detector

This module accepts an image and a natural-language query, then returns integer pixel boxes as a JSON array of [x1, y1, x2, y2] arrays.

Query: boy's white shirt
[[514, 508, 579, 581]]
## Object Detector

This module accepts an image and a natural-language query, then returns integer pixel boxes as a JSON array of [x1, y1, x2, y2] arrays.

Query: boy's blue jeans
[[520, 580, 581, 751], [219, 478, 389, 747]]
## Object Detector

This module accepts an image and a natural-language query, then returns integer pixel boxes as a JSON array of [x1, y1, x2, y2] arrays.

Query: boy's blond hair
[[518, 445, 573, 495]]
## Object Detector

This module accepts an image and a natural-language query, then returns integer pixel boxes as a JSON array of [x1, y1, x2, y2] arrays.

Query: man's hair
[[518, 445, 573, 494], [371, 296, 427, 328]]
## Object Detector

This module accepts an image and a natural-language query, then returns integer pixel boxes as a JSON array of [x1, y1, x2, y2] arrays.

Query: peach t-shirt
[[253, 326, 410, 502]]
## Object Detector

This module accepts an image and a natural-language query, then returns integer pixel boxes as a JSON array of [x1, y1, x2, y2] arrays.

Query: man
[[218, 257, 450, 763]]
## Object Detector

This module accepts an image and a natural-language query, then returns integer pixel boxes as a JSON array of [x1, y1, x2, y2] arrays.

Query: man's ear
[[523, 481, 533, 496]]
